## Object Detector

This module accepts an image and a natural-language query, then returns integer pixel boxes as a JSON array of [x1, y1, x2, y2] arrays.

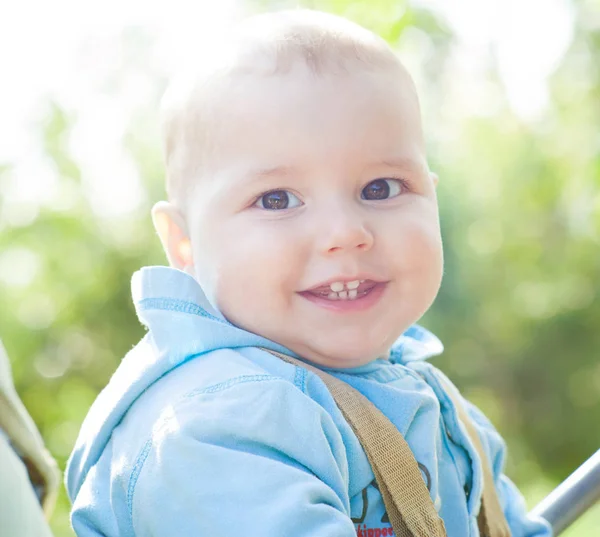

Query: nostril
[[327, 242, 368, 254]]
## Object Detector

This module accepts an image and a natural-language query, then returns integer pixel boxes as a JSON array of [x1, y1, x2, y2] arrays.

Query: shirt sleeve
[[464, 400, 553, 537], [130, 374, 357, 537]]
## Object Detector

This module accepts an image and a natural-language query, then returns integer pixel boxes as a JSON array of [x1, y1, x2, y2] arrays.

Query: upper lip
[[301, 275, 386, 292]]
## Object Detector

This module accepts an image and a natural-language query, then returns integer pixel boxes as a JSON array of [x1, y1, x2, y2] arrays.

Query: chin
[[297, 322, 403, 367], [311, 339, 388, 368]]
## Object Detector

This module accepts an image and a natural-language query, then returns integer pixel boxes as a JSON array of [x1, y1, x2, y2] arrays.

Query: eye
[[361, 178, 404, 201], [255, 190, 302, 210]]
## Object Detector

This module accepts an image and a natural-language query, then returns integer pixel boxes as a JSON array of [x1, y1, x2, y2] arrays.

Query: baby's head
[[152, 10, 444, 367]]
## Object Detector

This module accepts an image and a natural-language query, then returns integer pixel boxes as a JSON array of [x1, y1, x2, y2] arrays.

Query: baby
[[66, 10, 552, 537]]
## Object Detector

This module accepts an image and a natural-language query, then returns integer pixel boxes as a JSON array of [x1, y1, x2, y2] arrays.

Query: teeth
[[319, 288, 364, 301], [329, 280, 361, 292], [329, 281, 344, 292], [319, 279, 369, 300]]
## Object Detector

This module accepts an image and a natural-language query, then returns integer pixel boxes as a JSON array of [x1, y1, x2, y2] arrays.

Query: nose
[[317, 205, 374, 255]]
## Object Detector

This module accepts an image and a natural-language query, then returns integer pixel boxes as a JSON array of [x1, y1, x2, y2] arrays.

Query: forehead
[[204, 63, 425, 175]]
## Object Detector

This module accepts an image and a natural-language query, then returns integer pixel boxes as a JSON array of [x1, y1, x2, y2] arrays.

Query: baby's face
[[183, 64, 443, 367]]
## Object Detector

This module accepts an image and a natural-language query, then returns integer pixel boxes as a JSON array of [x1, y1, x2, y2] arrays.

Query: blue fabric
[[66, 266, 552, 537]]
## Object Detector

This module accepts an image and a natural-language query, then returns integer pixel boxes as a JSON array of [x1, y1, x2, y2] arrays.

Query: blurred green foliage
[[0, 0, 598, 535]]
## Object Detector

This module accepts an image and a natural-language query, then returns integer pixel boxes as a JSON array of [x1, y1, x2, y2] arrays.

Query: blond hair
[[160, 9, 406, 206]]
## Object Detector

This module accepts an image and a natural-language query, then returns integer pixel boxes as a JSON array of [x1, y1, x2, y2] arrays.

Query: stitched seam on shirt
[[294, 365, 307, 393], [330, 369, 411, 385], [138, 297, 225, 323], [128, 438, 152, 522], [184, 375, 279, 397]]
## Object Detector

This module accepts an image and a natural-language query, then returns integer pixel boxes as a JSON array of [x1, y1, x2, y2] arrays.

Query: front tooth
[[327, 292, 338, 300], [346, 280, 360, 290], [330, 281, 344, 292], [348, 289, 358, 299], [338, 290, 348, 299]]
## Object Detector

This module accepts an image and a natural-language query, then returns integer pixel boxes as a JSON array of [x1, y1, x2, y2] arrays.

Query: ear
[[151, 201, 194, 271], [430, 171, 439, 187]]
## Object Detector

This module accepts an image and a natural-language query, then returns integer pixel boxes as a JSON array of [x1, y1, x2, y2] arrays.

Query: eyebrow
[[248, 165, 298, 179], [238, 157, 426, 187], [376, 157, 427, 173], [250, 159, 424, 173]]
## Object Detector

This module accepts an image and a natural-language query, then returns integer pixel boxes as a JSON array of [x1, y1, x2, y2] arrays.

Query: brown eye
[[256, 190, 302, 210], [361, 178, 402, 200]]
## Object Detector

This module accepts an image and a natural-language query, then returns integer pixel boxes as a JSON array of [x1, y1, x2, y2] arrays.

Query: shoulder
[[146, 346, 338, 438], [127, 357, 350, 506], [114, 346, 309, 449], [153, 367, 333, 441], [118, 345, 350, 473], [153, 346, 304, 400]]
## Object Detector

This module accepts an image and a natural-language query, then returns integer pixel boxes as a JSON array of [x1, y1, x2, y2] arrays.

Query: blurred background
[[0, 0, 598, 535]]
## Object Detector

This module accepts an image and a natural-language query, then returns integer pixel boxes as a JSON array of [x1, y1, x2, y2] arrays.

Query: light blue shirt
[[66, 266, 552, 537]]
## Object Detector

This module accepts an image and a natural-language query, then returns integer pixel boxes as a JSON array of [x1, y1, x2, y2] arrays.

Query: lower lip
[[299, 282, 388, 313]]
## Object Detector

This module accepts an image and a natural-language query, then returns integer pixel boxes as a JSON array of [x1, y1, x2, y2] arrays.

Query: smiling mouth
[[302, 279, 379, 301]]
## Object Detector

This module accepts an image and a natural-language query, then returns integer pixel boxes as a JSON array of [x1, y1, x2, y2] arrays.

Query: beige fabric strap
[[266, 349, 447, 537], [436, 375, 512, 537]]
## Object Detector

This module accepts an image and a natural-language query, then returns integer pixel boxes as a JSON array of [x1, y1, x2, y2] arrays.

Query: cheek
[[406, 222, 444, 296], [194, 217, 307, 307], [384, 207, 443, 276]]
